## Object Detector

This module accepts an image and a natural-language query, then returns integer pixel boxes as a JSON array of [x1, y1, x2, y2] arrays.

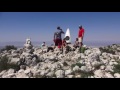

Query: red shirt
[[78, 28, 84, 37]]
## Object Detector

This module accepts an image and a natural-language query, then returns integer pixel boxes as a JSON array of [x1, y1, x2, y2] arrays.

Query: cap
[[57, 26, 61, 29], [79, 25, 82, 28]]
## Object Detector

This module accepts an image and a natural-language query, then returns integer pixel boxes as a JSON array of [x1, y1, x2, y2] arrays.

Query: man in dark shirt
[[54, 26, 64, 48]]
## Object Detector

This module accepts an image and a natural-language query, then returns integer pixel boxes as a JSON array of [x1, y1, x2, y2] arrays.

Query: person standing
[[73, 38, 79, 48], [78, 25, 85, 47], [41, 42, 45, 47], [53, 26, 65, 48]]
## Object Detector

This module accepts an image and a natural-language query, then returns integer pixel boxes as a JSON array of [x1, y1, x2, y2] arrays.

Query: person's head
[[79, 25, 82, 29], [42, 42, 45, 45], [57, 26, 61, 30], [76, 38, 78, 41]]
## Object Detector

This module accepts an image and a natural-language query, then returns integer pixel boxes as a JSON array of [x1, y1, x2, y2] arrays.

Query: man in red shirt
[[78, 25, 85, 47]]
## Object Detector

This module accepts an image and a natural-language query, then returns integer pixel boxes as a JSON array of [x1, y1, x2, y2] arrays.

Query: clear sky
[[0, 12, 120, 42]]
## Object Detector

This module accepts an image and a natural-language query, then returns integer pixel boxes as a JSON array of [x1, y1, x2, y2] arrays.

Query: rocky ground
[[0, 43, 120, 78]]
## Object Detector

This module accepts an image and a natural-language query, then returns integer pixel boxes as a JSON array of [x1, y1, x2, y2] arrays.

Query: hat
[[79, 25, 82, 28], [57, 26, 61, 30]]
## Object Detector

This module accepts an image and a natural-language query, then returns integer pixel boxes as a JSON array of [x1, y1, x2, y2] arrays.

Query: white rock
[[105, 72, 114, 78], [114, 73, 120, 78], [90, 76, 94, 78], [94, 48, 101, 55], [67, 75, 74, 78], [40, 64, 48, 70], [102, 53, 107, 57], [22, 52, 30, 57], [12, 53, 19, 57], [80, 66, 91, 72], [18, 69, 25, 73], [111, 59, 115, 62], [49, 56, 55, 60], [16, 73, 29, 78], [2, 73, 16, 78], [24, 69, 31, 74], [109, 54, 113, 59], [44, 69, 50, 74], [73, 66, 80, 71], [80, 53, 85, 59], [55, 70, 64, 78], [20, 65, 26, 70], [65, 69, 72, 76], [94, 70, 105, 78], [105, 65, 114, 72], [33, 70, 41, 76], [79, 60, 85, 65], [0, 70, 7, 77], [75, 75, 81, 78], [102, 60, 109, 65], [40, 70, 45, 76], [85, 50, 91, 55], [109, 62, 114, 66], [100, 65, 105, 70], [91, 61, 101, 67], [50, 64, 58, 71], [113, 62, 118, 65], [7, 69, 15, 74], [10, 58, 20, 64], [46, 72, 54, 77]]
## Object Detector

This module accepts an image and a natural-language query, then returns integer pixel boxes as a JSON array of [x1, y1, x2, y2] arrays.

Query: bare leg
[[79, 42, 82, 47]]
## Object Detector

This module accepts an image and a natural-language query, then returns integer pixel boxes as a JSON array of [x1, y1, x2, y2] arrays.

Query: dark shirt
[[54, 30, 64, 39]]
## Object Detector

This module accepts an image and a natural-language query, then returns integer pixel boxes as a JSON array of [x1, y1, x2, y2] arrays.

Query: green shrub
[[1, 45, 17, 52], [113, 62, 120, 73], [79, 47, 86, 53], [71, 70, 94, 78], [99, 47, 115, 54], [80, 71, 94, 78], [0, 56, 20, 72]]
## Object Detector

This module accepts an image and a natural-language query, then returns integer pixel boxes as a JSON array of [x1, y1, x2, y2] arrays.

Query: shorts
[[55, 39, 62, 47], [78, 37, 83, 43]]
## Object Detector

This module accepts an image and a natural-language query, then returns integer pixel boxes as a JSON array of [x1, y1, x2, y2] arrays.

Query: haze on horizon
[[0, 12, 120, 43]]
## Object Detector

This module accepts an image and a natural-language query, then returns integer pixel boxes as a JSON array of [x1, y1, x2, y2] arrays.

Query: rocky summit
[[0, 39, 120, 78]]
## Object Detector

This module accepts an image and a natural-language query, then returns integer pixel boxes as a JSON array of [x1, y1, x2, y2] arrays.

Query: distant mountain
[[0, 41, 120, 48]]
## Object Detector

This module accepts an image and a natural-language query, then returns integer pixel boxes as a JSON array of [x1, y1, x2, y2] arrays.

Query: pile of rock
[[0, 40, 120, 78]]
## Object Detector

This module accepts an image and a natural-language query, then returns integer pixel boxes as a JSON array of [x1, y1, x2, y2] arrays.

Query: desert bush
[[0, 56, 20, 72], [99, 47, 115, 54], [1, 45, 17, 52], [71, 70, 94, 78], [79, 47, 87, 53], [80, 71, 94, 78], [113, 62, 120, 73]]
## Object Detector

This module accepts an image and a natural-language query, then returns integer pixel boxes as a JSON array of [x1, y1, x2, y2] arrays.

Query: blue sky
[[0, 12, 120, 42]]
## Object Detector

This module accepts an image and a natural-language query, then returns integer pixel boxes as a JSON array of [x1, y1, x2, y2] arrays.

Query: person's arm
[[61, 30, 64, 34]]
